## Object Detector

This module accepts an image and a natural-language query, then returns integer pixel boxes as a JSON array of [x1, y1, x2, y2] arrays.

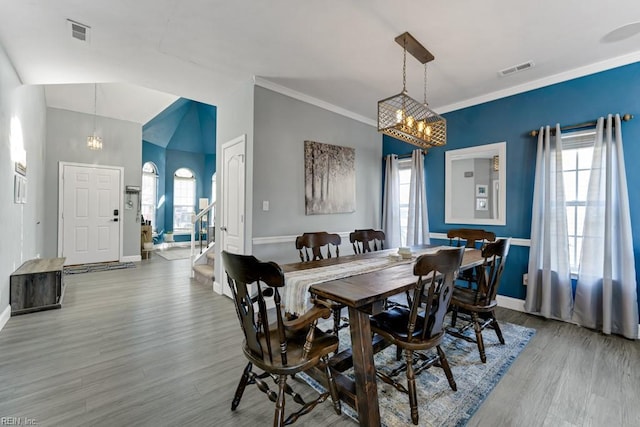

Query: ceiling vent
[[499, 60, 535, 77], [67, 19, 91, 42]]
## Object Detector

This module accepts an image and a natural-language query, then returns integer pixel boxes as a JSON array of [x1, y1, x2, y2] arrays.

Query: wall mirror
[[445, 141, 506, 225]]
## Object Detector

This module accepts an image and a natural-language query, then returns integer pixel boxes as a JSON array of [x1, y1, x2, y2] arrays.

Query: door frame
[[215, 134, 249, 296], [57, 161, 124, 262]]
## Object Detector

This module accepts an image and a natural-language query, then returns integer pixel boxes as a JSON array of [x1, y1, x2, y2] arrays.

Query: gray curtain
[[525, 124, 573, 320], [572, 115, 638, 339], [382, 154, 401, 249], [406, 149, 430, 245]]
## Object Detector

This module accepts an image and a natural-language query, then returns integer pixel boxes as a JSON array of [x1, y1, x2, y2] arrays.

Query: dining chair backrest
[[476, 238, 511, 305], [295, 231, 341, 262], [350, 229, 385, 254], [447, 228, 496, 249], [410, 247, 465, 341], [222, 251, 286, 363]]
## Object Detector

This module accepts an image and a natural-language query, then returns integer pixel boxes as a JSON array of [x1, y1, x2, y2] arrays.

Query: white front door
[[59, 163, 121, 265], [220, 135, 246, 297]]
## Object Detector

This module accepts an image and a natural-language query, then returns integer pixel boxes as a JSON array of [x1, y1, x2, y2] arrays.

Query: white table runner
[[283, 246, 449, 315]]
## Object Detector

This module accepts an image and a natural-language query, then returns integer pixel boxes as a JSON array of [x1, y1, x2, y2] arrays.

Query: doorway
[[58, 162, 123, 265]]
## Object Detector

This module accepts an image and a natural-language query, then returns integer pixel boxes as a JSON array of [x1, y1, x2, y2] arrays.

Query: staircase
[[192, 247, 215, 286], [190, 200, 215, 287]]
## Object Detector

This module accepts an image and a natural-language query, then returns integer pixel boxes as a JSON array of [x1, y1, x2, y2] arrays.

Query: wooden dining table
[[281, 245, 484, 427]]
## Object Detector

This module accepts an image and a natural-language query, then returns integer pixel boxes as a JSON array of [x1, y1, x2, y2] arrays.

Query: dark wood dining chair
[[222, 251, 341, 426], [447, 228, 496, 288], [447, 238, 511, 363], [369, 247, 465, 425], [295, 231, 341, 262], [349, 229, 385, 254], [295, 232, 344, 335]]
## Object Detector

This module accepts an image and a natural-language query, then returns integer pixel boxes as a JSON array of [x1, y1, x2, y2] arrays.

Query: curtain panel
[[573, 114, 638, 339], [382, 154, 402, 249], [525, 124, 574, 320]]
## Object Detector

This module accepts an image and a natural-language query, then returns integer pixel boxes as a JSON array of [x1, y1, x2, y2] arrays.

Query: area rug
[[300, 317, 535, 426], [64, 261, 136, 274], [155, 247, 193, 261]]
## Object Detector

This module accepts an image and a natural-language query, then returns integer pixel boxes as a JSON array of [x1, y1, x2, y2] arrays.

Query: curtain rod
[[528, 113, 633, 137], [391, 150, 427, 159]]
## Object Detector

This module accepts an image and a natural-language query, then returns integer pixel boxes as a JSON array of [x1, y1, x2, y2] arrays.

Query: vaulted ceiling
[[142, 98, 216, 155], [2, 1, 640, 123]]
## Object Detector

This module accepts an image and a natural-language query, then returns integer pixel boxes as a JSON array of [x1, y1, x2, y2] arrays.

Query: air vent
[[67, 19, 91, 42], [499, 60, 535, 77]]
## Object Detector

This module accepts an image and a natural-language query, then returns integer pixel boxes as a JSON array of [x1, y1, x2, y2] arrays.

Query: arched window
[[173, 168, 196, 232], [141, 162, 158, 231]]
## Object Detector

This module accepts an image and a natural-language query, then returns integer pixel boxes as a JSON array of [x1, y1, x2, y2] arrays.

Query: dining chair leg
[[436, 345, 457, 391], [491, 313, 505, 344], [333, 308, 341, 336], [405, 349, 419, 425], [472, 312, 487, 363], [274, 374, 287, 427], [231, 362, 252, 410], [322, 356, 342, 415], [450, 306, 458, 327]]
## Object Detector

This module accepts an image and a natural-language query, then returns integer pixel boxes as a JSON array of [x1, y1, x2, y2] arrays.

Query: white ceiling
[[1, 1, 640, 125]]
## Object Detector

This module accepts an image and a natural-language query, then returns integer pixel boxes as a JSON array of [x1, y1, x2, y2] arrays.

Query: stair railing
[[190, 201, 215, 267]]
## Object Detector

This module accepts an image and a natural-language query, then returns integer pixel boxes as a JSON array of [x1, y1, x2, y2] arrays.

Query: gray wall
[[0, 44, 47, 319], [214, 80, 255, 288], [252, 86, 381, 264], [451, 158, 474, 219], [44, 108, 143, 259]]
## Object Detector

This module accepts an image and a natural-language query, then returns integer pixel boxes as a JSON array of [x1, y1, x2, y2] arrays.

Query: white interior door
[[220, 135, 246, 297], [59, 163, 121, 265]]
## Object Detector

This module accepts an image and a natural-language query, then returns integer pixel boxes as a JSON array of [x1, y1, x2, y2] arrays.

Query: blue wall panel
[[384, 61, 640, 314]]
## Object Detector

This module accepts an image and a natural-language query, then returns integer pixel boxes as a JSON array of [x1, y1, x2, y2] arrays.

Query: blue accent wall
[[384, 61, 640, 316], [142, 98, 217, 239]]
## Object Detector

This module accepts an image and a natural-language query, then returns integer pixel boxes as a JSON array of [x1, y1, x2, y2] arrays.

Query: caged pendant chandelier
[[87, 83, 103, 150], [378, 32, 446, 149]]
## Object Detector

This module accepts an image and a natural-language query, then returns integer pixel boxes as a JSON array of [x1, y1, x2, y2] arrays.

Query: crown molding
[[253, 76, 377, 127], [437, 50, 640, 114]]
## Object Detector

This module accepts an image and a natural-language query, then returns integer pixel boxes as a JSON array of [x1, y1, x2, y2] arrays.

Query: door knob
[[220, 226, 227, 231]]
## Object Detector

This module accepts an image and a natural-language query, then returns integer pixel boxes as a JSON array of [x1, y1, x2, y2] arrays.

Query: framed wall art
[[304, 140, 355, 215]]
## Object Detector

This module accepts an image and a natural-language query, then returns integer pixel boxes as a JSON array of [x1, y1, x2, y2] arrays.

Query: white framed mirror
[[445, 141, 506, 225]]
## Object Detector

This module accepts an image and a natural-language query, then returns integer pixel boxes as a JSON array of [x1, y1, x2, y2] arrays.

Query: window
[[398, 159, 412, 245], [141, 162, 158, 231], [173, 168, 196, 233], [562, 130, 596, 273]]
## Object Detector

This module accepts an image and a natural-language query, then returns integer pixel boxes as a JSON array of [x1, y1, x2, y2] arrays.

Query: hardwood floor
[[0, 256, 638, 426]]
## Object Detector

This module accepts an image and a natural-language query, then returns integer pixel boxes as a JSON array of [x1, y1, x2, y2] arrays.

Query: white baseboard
[[121, 255, 141, 262], [0, 304, 11, 333], [213, 281, 222, 295], [496, 295, 526, 312]]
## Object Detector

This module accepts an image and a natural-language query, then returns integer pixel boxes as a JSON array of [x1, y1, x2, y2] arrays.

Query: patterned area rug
[[64, 261, 136, 274], [300, 316, 535, 426]]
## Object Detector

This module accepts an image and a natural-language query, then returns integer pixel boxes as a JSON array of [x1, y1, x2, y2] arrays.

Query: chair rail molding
[[254, 232, 531, 247]]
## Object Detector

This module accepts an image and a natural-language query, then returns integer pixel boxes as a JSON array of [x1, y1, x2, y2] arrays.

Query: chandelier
[[378, 32, 446, 149], [87, 83, 103, 150]]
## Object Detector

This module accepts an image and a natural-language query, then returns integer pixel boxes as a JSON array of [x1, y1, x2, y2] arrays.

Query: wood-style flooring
[[0, 255, 638, 426]]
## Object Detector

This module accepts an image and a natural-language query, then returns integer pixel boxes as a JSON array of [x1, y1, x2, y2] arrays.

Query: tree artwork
[[304, 140, 355, 215]]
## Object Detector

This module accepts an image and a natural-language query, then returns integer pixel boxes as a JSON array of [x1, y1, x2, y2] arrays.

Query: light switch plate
[[262, 200, 269, 211]]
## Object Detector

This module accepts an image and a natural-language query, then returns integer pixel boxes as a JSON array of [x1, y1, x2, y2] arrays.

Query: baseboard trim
[[213, 281, 222, 295], [121, 255, 141, 262], [0, 304, 11, 333], [496, 295, 526, 312]]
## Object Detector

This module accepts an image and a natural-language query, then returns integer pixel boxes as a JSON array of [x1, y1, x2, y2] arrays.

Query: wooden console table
[[10, 258, 66, 315]]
